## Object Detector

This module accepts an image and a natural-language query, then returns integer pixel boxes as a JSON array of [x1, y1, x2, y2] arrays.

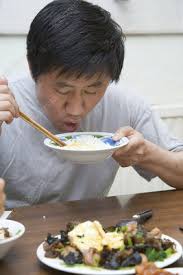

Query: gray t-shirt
[[1, 74, 183, 208]]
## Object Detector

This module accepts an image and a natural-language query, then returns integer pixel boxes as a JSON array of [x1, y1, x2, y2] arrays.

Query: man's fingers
[[0, 194, 6, 206], [0, 101, 17, 118], [0, 76, 8, 86], [113, 136, 144, 158], [0, 111, 14, 124], [0, 94, 19, 116], [0, 86, 20, 118], [113, 126, 134, 141], [0, 179, 5, 191]]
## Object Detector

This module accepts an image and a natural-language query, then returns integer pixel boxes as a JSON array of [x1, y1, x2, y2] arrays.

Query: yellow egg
[[68, 220, 124, 252], [68, 221, 105, 252]]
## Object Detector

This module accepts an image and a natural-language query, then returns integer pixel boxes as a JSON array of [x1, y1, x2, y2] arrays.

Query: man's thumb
[[113, 126, 134, 141], [0, 76, 8, 85]]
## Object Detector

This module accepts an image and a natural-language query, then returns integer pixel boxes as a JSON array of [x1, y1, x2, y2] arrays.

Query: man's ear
[[27, 56, 33, 79]]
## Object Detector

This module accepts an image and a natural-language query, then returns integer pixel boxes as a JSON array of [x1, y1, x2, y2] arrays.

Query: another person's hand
[[0, 77, 19, 132], [0, 179, 5, 215], [112, 126, 148, 167]]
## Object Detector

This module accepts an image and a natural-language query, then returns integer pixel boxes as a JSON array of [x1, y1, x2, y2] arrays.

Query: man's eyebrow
[[87, 81, 102, 88], [56, 80, 103, 88], [56, 81, 74, 88]]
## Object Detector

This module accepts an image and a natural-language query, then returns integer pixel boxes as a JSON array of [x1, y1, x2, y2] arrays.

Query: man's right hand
[[0, 179, 5, 215], [0, 77, 19, 130]]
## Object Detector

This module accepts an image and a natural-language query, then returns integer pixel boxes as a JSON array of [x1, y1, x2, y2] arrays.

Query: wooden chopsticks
[[19, 111, 66, 147]]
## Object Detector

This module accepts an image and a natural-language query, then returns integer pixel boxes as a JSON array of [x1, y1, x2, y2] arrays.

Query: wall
[[1, 34, 183, 106], [2, 0, 183, 34], [1, 0, 183, 105]]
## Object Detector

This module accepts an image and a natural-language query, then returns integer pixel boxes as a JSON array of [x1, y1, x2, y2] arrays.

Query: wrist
[[139, 139, 162, 168]]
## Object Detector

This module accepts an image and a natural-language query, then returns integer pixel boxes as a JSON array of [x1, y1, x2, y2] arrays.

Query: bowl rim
[[0, 219, 25, 245], [44, 132, 129, 152]]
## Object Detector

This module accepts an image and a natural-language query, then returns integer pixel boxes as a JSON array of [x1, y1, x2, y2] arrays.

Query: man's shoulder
[[8, 73, 35, 94], [7, 73, 36, 105], [8, 73, 34, 84], [105, 82, 149, 109]]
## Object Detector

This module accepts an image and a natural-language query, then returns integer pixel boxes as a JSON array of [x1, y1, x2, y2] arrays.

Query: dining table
[[0, 189, 183, 275]]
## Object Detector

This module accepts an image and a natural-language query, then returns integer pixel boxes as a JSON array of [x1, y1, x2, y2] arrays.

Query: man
[[0, 0, 183, 208]]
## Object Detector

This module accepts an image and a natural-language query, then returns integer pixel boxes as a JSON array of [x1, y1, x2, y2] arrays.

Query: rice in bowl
[[45, 132, 129, 163], [51, 135, 112, 151]]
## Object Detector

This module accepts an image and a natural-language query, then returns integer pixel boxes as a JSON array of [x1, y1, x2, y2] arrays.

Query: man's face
[[36, 71, 110, 132]]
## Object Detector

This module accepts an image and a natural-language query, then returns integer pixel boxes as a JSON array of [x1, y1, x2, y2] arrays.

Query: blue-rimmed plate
[[44, 132, 129, 164]]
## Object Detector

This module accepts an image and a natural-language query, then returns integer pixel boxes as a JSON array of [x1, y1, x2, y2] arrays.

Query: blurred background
[[0, 0, 183, 195]]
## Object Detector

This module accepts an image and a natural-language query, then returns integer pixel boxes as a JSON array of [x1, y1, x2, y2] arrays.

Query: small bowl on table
[[44, 132, 129, 164], [0, 219, 25, 259]]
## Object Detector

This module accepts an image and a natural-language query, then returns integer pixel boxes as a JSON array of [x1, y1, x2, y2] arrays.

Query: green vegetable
[[65, 136, 72, 140], [116, 225, 127, 233], [55, 248, 64, 253], [16, 229, 22, 235], [119, 244, 125, 251], [134, 232, 145, 244], [136, 232, 143, 239], [127, 236, 133, 247], [93, 253, 101, 266], [121, 226, 128, 233], [165, 247, 174, 257], [94, 135, 104, 138], [145, 248, 167, 262]]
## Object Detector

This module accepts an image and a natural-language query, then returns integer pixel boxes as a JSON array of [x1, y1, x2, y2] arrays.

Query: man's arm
[[112, 127, 183, 189], [140, 140, 183, 188]]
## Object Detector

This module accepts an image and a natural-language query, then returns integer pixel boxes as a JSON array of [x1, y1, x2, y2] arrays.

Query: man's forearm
[[139, 140, 183, 188]]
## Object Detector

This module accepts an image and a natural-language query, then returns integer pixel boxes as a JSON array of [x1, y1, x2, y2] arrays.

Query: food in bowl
[[0, 220, 25, 259], [44, 132, 129, 163], [50, 134, 112, 150], [42, 220, 176, 270], [0, 227, 11, 240]]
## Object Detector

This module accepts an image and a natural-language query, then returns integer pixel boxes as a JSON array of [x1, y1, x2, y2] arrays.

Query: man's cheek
[[42, 95, 58, 110]]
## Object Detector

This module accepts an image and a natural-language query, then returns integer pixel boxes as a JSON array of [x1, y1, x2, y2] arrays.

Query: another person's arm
[[113, 127, 183, 189], [0, 179, 5, 215]]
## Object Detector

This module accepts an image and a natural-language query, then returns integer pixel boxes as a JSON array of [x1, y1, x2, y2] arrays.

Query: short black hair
[[27, 0, 125, 82]]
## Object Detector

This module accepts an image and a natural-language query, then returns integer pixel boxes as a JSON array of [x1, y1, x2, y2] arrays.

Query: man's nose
[[66, 93, 84, 116]]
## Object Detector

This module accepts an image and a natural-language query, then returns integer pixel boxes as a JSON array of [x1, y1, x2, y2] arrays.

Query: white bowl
[[44, 132, 129, 164], [0, 219, 25, 259]]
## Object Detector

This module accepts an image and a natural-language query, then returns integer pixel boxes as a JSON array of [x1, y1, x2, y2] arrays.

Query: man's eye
[[55, 88, 70, 95], [84, 90, 97, 95]]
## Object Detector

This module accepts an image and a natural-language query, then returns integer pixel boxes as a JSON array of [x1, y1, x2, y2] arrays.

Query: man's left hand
[[112, 126, 148, 167]]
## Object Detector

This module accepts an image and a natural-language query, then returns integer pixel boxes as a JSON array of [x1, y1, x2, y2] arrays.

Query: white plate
[[44, 132, 129, 164], [165, 268, 183, 274], [37, 234, 183, 275]]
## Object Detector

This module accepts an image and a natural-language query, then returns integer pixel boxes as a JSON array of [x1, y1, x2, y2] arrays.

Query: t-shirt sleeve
[[128, 95, 183, 181]]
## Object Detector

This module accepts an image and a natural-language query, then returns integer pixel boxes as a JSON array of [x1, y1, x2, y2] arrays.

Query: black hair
[[27, 0, 125, 82]]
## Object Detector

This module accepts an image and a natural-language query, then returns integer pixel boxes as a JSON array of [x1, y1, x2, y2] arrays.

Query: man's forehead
[[54, 71, 111, 87]]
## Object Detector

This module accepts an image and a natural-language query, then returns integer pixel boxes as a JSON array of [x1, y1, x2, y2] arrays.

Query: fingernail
[[0, 75, 7, 83], [0, 75, 6, 80], [113, 134, 120, 141]]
